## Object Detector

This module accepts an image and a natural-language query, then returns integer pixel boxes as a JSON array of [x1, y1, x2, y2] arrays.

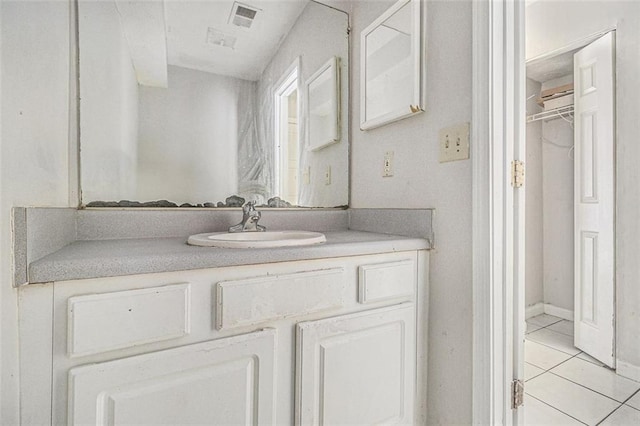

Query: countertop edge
[[28, 232, 430, 284]]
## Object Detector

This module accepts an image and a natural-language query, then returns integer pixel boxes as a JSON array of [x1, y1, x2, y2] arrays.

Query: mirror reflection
[[79, 0, 348, 207], [307, 57, 340, 152]]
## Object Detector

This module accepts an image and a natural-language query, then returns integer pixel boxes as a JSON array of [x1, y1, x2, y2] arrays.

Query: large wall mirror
[[78, 0, 348, 208]]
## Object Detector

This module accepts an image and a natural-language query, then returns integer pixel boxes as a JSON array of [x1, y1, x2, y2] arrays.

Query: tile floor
[[524, 314, 640, 425]]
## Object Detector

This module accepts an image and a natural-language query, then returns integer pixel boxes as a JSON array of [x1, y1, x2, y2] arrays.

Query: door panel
[[295, 303, 415, 425], [68, 329, 277, 425], [574, 32, 615, 368]]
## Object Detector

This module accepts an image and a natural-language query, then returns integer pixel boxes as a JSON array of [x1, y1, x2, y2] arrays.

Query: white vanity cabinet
[[296, 303, 416, 425], [69, 329, 277, 425], [19, 250, 428, 425]]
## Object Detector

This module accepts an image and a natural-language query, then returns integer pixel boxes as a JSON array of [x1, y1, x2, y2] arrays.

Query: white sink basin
[[187, 230, 326, 248]]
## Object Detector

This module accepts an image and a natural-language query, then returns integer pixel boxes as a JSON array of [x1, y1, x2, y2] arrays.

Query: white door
[[295, 303, 416, 425], [573, 32, 616, 368], [67, 329, 277, 425]]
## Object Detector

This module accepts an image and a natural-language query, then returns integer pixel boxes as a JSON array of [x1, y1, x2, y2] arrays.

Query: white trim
[[471, 1, 493, 422], [472, 0, 505, 423], [525, 303, 574, 321], [616, 360, 640, 383], [472, 1, 525, 424], [69, 0, 81, 207], [543, 304, 573, 321], [525, 303, 544, 319], [273, 58, 300, 198], [525, 27, 616, 65]]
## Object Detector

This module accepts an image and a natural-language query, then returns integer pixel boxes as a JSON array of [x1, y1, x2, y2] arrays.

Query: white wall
[[350, 1, 472, 423], [79, 0, 139, 202], [525, 78, 544, 308], [526, 73, 576, 313], [528, 0, 640, 378], [0, 1, 73, 422], [257, 1, 349, 207], [540, 76, 574, 312], [137, 65, 251, 204]]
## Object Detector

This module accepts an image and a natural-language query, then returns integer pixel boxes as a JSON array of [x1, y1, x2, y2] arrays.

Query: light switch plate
[[383, 151, 394, 177], [325, 165, 331, 185], [439, 122, 470, 163], [303, 167, 310, 185]]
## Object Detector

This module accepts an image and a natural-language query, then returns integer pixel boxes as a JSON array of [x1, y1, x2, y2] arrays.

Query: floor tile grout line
[[575, 353, 607, 368], [595, 402, 625, 425], [526, 317, 564, 330], [525, 336, 581, 358], [524, 315, 637, 424], [528, 322, 574, 338], [525, 352, 582, 381], [616, 388, 640, 412], [525, 392, 589, 425], [547, 370, 632, 404], [594, 387, 640, 425], [524, 340, 640, 423], [525, 370, 545, 382]]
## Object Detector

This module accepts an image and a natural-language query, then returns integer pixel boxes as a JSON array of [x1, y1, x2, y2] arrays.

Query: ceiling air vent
[[206, 28, 237, 49], [229, 2, 260, 29]]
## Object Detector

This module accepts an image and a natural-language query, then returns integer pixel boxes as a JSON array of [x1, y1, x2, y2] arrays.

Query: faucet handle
[[229, 201, 266, 232]]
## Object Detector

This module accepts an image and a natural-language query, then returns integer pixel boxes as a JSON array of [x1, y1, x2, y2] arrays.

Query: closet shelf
[[527, 105, 574, 123]]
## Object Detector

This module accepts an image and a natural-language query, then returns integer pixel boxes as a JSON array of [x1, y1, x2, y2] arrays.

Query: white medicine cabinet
[[360, 0, 426, 130]]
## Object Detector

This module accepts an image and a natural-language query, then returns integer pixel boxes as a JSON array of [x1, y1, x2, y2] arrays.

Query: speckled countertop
[[28, 231, 429, 283]]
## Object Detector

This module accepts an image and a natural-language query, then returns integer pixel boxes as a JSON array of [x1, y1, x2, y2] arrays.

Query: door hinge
[[512, 379, 525, 409], [511, 160, 525, 188]]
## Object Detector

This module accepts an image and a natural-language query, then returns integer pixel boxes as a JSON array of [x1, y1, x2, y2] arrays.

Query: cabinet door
[[68, 329, 277, 425], [296, 303, 415, 425]]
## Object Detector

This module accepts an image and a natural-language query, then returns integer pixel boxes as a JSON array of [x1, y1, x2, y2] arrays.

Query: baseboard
[[525, 303, 574, 321], [617, 360, 640, 383], [543, 304, 573, 321], [525, 303, 544, 319]]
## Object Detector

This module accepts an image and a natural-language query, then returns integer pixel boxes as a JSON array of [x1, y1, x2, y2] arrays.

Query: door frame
[[471, 1, 525, 424], [273, 58, 301, 198], [472, 2, 621, 424]]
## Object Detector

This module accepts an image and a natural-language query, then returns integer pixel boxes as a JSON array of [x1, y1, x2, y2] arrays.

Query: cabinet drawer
[[216, 268, 345, 330], [358, 259, 415, 304], [67, 283, 190, 357]]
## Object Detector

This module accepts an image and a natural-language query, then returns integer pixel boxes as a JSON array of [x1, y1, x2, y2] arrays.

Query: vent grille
[[206, 28, 237, 49], [235, 5, 257, 19], [229, 2, 260, 29]]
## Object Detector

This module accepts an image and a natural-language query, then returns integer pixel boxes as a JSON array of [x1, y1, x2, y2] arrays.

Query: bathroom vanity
[[16, 208, 432, 425]]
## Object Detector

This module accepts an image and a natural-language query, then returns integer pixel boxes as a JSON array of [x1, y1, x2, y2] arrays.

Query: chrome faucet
[[228, 201, 266, 232]]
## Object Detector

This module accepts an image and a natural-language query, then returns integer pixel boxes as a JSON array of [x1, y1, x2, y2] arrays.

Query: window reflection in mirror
[[78, 0, 348, 208]]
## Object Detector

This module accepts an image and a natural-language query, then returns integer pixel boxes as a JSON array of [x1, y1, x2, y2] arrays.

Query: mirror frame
[[359, 0, 426, 131], [306, 56, 340, 152]]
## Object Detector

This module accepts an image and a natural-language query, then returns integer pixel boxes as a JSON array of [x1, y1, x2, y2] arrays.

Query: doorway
[[471, 1, 640, 424], [522, 21, 640, 426], [524, 32, 616, 359], [274, 63, 300, 205]]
